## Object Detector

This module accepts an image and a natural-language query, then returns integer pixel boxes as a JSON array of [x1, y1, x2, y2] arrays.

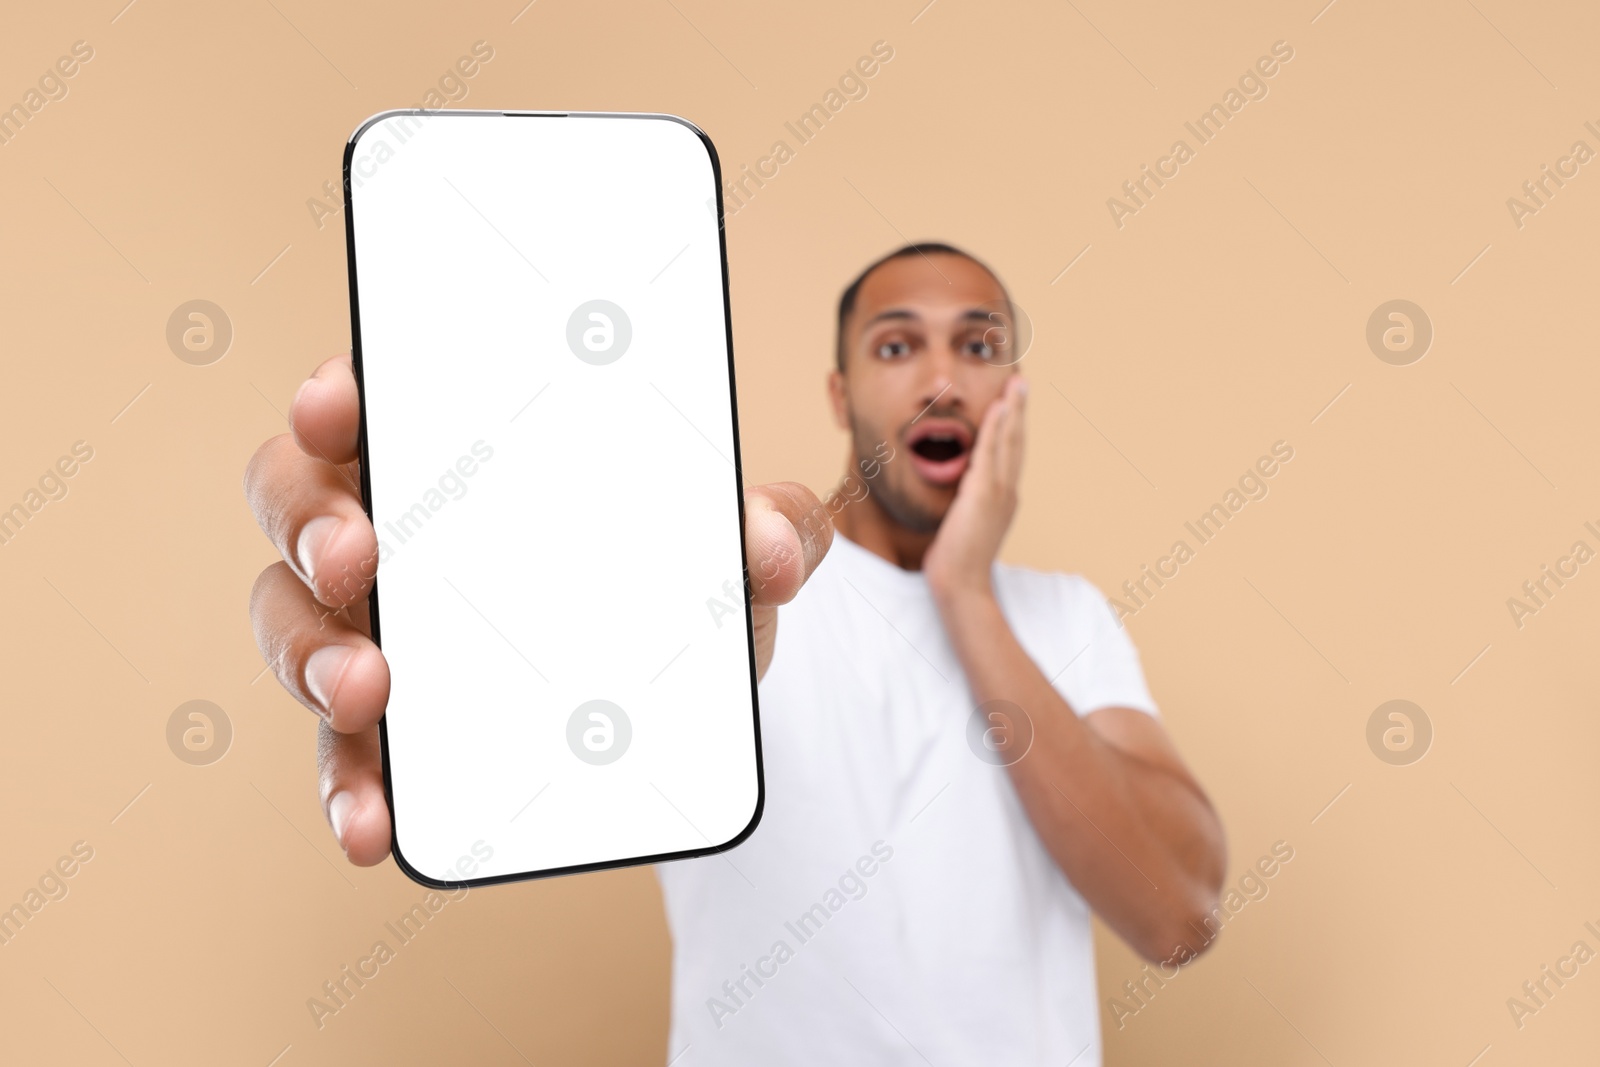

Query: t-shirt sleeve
[[1052, 574, 1160, 718]]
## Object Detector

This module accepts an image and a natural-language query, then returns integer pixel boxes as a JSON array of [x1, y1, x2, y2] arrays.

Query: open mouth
[[905, 419, 974, 486], [912, 435, 966, 462]]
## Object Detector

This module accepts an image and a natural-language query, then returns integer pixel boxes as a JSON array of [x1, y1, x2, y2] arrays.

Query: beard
[[848, 412, 945, 535]]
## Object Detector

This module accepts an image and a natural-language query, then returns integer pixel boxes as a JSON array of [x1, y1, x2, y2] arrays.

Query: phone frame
[[341, 108, 764, 889]]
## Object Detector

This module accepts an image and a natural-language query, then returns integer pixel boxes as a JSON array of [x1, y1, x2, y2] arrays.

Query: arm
[[923, 374, 1226, 963], [935, 588, 1226, 962]]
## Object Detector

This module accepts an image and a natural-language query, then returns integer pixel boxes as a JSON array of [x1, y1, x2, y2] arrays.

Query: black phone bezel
[[342, 108, 764, 890]]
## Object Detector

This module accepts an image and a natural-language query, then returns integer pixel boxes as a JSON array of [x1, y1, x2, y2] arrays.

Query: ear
[[827, 369, 849, 431]]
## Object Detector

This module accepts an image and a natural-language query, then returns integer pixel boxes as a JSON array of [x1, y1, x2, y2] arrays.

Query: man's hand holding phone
[[244, 352, 831, 866]]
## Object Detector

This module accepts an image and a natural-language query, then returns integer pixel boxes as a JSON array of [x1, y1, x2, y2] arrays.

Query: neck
[[830, 472, 936, 572]]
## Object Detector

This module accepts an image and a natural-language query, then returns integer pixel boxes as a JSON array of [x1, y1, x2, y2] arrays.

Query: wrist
[[929, 569, 997, 613]]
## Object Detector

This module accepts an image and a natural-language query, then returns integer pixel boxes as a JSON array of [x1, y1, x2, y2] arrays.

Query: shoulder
[[994, 561, 1158, 714], [994, 562, 1113, 624]]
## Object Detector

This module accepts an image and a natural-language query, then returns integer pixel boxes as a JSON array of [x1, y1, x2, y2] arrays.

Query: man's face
[[830, 252, 1020, 534]]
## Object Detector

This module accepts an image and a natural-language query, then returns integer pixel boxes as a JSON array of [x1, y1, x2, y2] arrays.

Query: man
[[245, 242, 1226, 1065]]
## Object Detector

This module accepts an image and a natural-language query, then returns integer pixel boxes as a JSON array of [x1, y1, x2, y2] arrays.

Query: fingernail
[[328, 791, 358, 853], [1016, 377, 1029, 398], [304, 644, 356, 720], [296, 516, 341, 587]]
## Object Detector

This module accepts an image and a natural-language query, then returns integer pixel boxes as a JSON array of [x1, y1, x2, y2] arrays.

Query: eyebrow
[[860, 307, 997, 330]]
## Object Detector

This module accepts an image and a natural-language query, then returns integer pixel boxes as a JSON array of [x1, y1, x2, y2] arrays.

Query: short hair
[[834, 242, 1011, 373]]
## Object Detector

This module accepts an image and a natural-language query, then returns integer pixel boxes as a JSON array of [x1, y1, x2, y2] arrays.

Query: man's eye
[[966, 339, 996, 359], [877, 340, 911, 359]]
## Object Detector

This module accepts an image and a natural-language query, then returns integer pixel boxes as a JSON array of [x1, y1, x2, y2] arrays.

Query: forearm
[[935, 586, 1226, 961]]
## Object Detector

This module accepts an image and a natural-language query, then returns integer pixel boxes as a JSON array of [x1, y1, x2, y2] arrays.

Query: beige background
[[1, 0, 1597, 1063]]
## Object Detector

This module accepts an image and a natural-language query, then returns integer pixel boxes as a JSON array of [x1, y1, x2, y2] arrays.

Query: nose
[[917, 341, 960, 412]]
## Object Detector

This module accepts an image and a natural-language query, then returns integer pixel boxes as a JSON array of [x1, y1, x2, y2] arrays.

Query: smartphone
[[342, 110, 761, 887]]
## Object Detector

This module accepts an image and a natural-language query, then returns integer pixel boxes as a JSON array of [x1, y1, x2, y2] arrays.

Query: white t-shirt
[[656, 531, 1159, 1066]]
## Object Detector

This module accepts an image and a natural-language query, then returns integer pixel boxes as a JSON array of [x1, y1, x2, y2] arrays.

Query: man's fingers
[[253, 559, 389, 868], [971, 385, 1007, 480], [291, 353, 362, 466], [997, 375, 1027, 489], [317, 720, 392, 866], [744, 481, 833, 607], [250, 561, 391, 734], [244, 434, 380, 608]]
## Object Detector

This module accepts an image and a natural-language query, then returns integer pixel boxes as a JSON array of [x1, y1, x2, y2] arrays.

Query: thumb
[[744, 481, 833, 607]]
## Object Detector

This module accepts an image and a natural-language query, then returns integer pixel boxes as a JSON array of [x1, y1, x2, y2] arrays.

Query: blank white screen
[[348, 111, 759, 885]]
